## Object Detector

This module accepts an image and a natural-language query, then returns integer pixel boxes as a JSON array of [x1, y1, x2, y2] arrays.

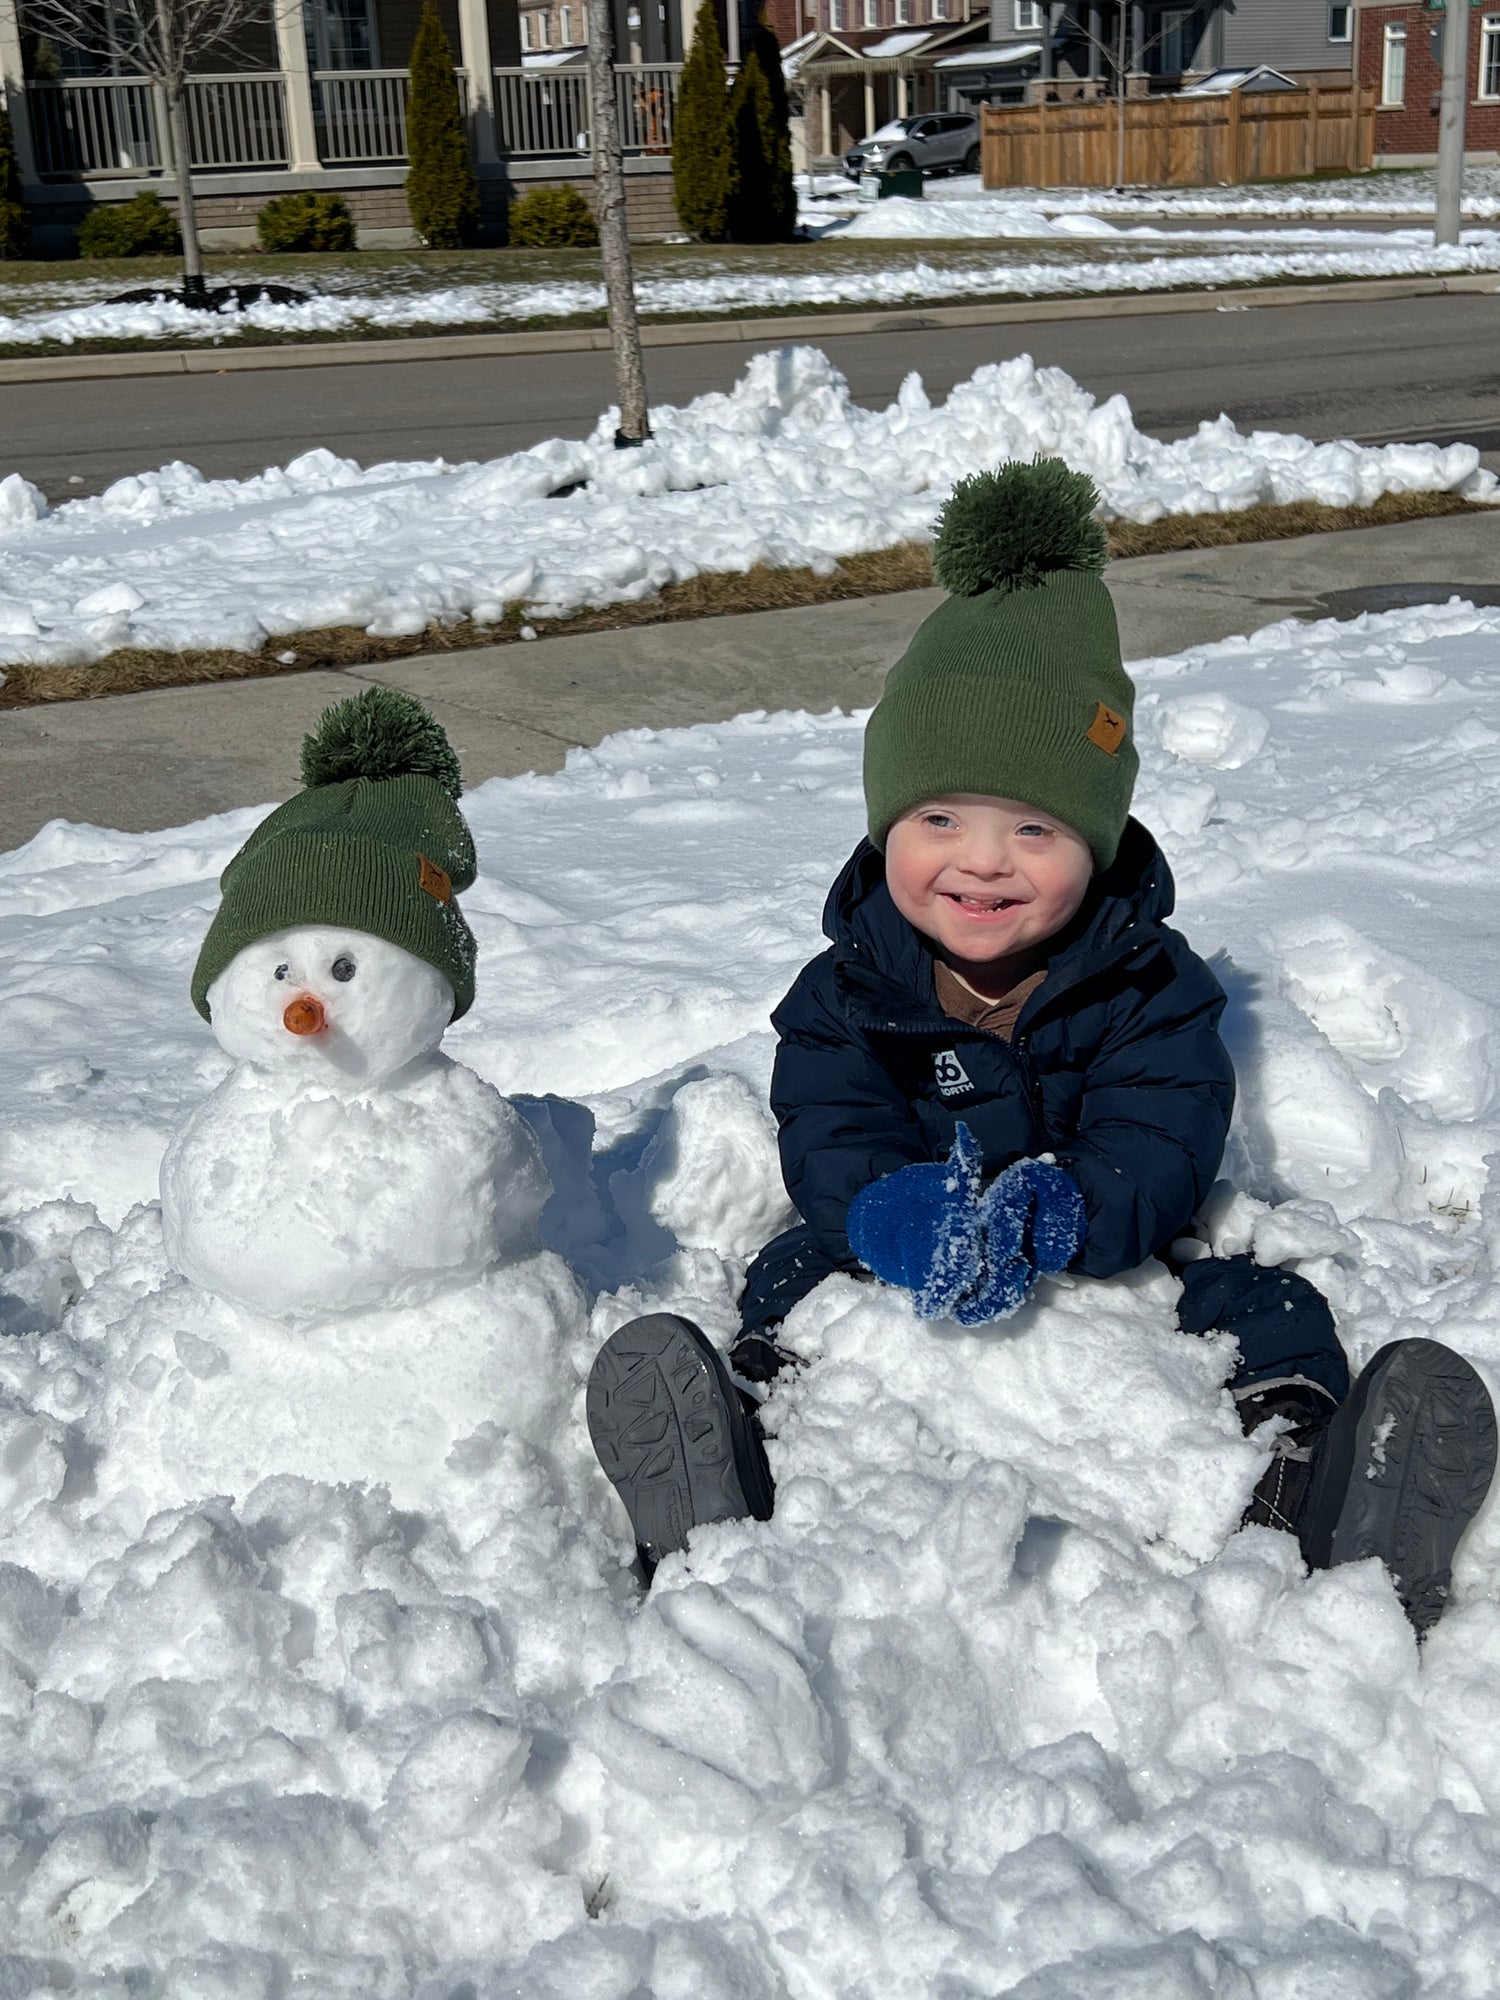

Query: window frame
[[1014, 0, 1042, 30], [1380, 20, 1406, 106], [1482, 14, 1500, 100], [1327, 4, 1351, 43], [1155, 6, 1193, 74]]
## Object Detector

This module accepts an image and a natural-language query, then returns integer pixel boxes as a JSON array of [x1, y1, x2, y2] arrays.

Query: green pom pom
[[300, 687, 463, 798], [933, 458, 1107, 597]]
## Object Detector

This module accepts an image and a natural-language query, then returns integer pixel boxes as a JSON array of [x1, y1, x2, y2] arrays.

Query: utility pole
[[1434, 0, 1470, 246], [585, 0, 652, 444]]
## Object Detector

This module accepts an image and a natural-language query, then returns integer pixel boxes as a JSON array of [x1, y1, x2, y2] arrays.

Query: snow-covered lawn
[[802, 164, 1500, 225], [3, 212, 1500, 348], [0, 346, 1492, 673], [3, 593, 1500, 1994]]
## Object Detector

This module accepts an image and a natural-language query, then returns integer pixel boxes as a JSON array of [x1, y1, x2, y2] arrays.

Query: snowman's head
[[206, 926, 454, 1084]]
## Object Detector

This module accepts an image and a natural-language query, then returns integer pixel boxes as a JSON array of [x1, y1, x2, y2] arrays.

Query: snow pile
[[1, 346, 1492, 671], [801, 165, 1500, 223], [3, 597, 1500, 1991]]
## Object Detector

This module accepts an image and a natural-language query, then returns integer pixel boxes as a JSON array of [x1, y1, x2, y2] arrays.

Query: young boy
[[586, 460, 1496, 1633]]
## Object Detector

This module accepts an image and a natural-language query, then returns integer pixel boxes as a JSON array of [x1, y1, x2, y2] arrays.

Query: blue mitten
[[846, 1124, 987, 1320], [961, 1157, 1087, 1323]]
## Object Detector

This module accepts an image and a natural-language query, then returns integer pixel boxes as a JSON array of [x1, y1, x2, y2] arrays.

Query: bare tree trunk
[[585, 0, 650, 445], [164, 87, 207, 297]]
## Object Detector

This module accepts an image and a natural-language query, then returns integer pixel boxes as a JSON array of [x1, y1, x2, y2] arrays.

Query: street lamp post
[[1432, 0, 1471, 246]]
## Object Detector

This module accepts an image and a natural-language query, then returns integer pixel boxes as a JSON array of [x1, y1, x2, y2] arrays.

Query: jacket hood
[[822, 817, 1177, 1027]]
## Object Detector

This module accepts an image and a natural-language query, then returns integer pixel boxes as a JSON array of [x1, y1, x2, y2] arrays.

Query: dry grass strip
[[0, 489, 1482, 711]]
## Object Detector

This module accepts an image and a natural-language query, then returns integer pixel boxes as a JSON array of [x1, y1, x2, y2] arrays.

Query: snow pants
[[739, 1222, 1350, 1405]]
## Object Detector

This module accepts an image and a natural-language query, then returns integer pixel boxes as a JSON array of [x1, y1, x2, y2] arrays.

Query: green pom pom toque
[[301, 687, 463, 798], [933, 458, 1107, 598]]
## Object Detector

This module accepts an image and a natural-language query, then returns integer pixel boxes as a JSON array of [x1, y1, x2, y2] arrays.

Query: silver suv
[[843, 113, 981, 180]]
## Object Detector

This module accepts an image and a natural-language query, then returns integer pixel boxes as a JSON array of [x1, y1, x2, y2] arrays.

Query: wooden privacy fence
[[981, 83, 1375, 190]]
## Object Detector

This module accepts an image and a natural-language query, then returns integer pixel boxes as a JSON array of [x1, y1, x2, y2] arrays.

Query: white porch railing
[[493, 64, 682, 157], [30, 78, 161, 177], [311, 69, 470, 164], [29, 73, 288, 176]]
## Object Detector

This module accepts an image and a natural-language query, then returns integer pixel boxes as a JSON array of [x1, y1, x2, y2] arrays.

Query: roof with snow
[[934, 39, 1040, 68], [1177, 65, 1300, 95]]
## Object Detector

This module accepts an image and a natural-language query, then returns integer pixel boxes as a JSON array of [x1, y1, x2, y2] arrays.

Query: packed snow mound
[[2, 599, 1500, 1991], [1, 347, 1493, 673]]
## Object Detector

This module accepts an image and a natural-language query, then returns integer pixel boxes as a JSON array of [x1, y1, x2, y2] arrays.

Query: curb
[[3, 271, 1498, 385]]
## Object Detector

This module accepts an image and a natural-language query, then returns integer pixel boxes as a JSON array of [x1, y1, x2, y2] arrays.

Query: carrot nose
[[283, 994, 327, 1037]]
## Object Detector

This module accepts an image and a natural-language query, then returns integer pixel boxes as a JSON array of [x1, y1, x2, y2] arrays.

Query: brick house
[[1354, 0, 1500, 161]]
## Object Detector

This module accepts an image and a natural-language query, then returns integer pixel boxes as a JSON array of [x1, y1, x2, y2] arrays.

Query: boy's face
[[885, 795, 1094, 975]]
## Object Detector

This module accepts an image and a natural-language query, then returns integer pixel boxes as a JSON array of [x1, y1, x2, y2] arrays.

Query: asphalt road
[[8, 291, 1500, 502]]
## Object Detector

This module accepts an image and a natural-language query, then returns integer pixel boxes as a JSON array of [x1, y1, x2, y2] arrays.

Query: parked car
[[843, 113, 981, 180]]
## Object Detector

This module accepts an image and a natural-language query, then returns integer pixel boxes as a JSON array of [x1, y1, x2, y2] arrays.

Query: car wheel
[[964, 144, 981, 174], [886, 152, 914, 172]]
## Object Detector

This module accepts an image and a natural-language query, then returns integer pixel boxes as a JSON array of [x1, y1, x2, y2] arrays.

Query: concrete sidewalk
[[3, 509, 1498, 854]]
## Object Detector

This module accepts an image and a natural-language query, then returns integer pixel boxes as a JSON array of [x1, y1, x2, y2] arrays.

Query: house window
[[830, 0, 843, 25], [303, 0, 379, 70], [535, 9, 549, 45], [1014, 0, 1041, 26], [932, 0, 948, 17], [1483, 16, 1500, 99], [895, 0, 909, 21], [559, 3, 571, 38], [1156, 7, 1193, 73], [1327, 4, 1351, 42], [863, 0, 878, 23], [1381, 21, 1406, 105]]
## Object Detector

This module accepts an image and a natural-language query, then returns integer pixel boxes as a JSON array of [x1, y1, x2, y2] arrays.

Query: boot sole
[[1302, 1338, 1497, 1633], [586, 1314, 774, 1570]]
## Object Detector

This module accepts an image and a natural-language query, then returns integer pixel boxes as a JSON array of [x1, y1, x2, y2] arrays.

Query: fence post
[[273, 0, 322, 170], [1304, 80, 1319, 177], [1224, 80, 1241, 185]]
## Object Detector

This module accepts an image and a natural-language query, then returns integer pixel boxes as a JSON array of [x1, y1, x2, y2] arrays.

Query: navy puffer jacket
[[769, 819, 1236, 1280]]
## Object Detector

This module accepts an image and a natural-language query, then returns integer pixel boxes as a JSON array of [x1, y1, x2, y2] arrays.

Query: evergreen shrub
[[508, 183, 598, 247], [257, 191, 357, 252], [672, 0, 734, 240], [728, 23, 795, 242], [404, 4, 481, 248], [0, 106, 27, 259], [77, 191, 181, 258]]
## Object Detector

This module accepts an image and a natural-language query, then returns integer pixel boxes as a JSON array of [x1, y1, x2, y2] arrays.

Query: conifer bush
[[77, 191, 181, 258], [0, 105, 27, 259], [257, 191, 357, 252], [672, 0, 734, 241], [508, 183, 598, 247], [404, 4, 480, 248], [748, 15, 796, 239], [727, 21, 795, 242]]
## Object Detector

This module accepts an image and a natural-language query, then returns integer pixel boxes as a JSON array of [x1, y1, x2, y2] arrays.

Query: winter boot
[[1299, 1338, 1497, 1634], [1236, 1376, 1341, 1536], [586, 1314, 775, 1578]]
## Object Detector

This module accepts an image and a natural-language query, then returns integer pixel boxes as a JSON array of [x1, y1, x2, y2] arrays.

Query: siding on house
[[1221, 0, 1353, 73]]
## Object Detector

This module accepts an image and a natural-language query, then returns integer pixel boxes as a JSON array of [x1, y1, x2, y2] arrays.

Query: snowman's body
[[161, 925, 549, 1321]]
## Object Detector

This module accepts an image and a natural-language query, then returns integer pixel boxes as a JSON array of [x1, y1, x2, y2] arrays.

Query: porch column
[[1040, 0, 1054, 80], [1086, 0, 1100, 81], [0, 0, 37, 183], [273, 0, 322, 170], [1129, 0, 1145, 86], [863, 72, 875, 135], [821, 80, 833, 155], [895, 70, 907, 115], [456, 0, 498, 161]]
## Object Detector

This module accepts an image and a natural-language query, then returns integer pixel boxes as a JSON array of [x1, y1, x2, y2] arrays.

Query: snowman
[[160, 687, 549, 1322]]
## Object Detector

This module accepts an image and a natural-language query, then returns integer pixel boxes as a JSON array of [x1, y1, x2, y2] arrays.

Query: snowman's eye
[[331, 956, 357, 983], [274, 963, 290, 982]]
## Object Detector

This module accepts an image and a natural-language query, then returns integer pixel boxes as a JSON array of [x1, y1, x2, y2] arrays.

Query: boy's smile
[[885, 794, 1095, 996]]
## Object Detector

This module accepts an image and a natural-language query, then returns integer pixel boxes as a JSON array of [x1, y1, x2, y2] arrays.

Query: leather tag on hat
[[417, 853, 452, 903], [1086, 702, 1127, 755]]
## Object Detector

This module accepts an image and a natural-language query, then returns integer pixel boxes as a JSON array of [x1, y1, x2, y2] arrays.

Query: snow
[[5, 205, 1500, 348], [0, 346, 1492, 673], [3, 593, 1500, 1991]]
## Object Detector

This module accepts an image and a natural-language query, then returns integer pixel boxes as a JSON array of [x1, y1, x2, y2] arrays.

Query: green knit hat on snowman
[[863, 458, 1138, 869], [191, 688, 479, 1022]]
